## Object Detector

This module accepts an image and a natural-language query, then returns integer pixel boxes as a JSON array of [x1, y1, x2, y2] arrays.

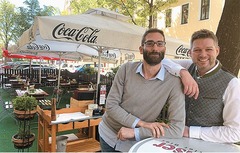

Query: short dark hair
[[141, 28, 165, 46], [191, 29, 218, 48]]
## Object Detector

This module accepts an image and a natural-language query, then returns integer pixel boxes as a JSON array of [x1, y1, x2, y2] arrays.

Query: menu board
[[99, 84, 106, 105]]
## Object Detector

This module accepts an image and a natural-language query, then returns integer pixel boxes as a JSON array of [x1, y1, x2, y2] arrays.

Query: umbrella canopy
[[16, 8, 189, 101], [17, 30, 120, 64], [18, 8, 145, 52], [3, 49, 27, 59], [17, 8, 146, 90], [3, 49, 61, 61]]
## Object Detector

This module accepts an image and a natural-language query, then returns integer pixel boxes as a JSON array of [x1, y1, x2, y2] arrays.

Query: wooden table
[[60, 82, 70, 90], [9, 79, 26, 89], [37, 106, 102, 152], [129, 137, 240, 152], [46, 79, 57, 86], [9, 79, 26, 83], [73, 89, 96, 100], [16, 89, 49, 100]]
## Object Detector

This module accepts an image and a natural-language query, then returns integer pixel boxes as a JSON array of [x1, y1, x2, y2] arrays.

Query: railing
[[1, 69, 113, 87]]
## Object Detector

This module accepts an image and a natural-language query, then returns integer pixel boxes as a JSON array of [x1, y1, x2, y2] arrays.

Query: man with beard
[[98, 28, 186, 152]]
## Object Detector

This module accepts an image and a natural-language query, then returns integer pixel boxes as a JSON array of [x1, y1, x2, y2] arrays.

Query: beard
[[143, 49, 165, 66]]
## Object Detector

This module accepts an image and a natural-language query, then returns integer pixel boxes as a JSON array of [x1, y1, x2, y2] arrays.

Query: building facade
[[158, 0, 225, 42], [157, 0, 240, 77]]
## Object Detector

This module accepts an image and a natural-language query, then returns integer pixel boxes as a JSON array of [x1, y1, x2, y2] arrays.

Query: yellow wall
[[158, 0, 225, 42], [157, 0, 240, 76]]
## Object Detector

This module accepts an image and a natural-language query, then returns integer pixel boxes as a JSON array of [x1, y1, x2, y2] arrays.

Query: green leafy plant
[[82, 67, 96, 75], [12, 96, 38, 111], [14, 128, 33, 139], [111, 65, 120, 74], [105, 65, 120, 78], [11, 96, 37, 148], [12, 129, 35, 148], [156, 103, 170, 124]]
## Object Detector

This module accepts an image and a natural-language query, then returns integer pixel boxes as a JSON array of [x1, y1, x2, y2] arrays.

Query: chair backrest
[[34, 95, 46, 101], [70, 97, 94, 112], [11, 83, 24, 89]]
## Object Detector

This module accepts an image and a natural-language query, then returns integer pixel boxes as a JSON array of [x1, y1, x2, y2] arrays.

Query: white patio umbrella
[[164, 36, 190, 59], [17, 8, 147, 97], [18, 28, 120, 63], [17, 27, 121, 90]]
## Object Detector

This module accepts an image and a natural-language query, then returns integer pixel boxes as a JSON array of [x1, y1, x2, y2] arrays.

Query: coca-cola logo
[[102, 51, 116, 59], [20, 50, 37, 55], [176, 45, 190, 57], [52, 23, 100, 44], [26, 43, 50, 51], [125, 53, 135, 60]]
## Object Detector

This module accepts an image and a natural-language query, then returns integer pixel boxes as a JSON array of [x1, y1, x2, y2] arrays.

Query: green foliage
[[0, 0, 18, 49], [12, 95, 37, 142], [111, 65, 120, 74], [15, 0, 56, 42], [82, 67, 96, 75], [0, 0, 56, 49], [12, 95, 38, 111], [14, 129, 34, 139], [70, 0, 98, 14], [70, 0, 177, 28], [105, 65, 120, 78], [156, 103, 170, 124]]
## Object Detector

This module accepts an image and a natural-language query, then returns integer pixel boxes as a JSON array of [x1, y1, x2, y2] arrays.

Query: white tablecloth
[[129, 137, 240, 152]]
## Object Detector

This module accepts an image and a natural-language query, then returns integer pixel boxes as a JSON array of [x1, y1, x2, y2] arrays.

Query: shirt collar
[[195, 60, 220, 77], [136, 63, 165, 81]]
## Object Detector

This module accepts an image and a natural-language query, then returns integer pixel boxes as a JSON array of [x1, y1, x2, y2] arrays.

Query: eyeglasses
[[144, 41, 166, 47]]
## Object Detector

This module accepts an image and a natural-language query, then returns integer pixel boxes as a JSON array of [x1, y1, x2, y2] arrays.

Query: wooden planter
[[13, 109, 37, 120], [12, 133, 35, 149]]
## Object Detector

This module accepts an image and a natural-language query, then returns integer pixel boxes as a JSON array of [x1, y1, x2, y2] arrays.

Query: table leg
[[43, 121, 49, 151], [51, 125, 57, 152], [37, 115, 43, 151]]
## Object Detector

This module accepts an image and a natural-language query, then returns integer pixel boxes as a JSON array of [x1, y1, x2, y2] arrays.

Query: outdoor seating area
[[0, 66, 112, 152], [1, 68, 113, 88], [0, 81, 107, 152]]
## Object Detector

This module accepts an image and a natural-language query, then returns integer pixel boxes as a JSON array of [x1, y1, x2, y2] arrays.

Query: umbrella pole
[[39, 59, 42, 84], [96, 51, 101, 103], [29, 59, 32, 81], [57, 56, 61, 90], [56, 54, 62, 103]]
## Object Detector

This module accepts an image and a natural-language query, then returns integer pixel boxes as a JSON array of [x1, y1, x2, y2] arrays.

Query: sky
[[9, 0, 65, 11]]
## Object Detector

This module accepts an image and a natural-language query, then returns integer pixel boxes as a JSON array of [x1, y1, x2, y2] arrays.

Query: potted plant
[[12, 95, 38, 120], [12, 129, 35, 149], [11, 95, 38, 149]]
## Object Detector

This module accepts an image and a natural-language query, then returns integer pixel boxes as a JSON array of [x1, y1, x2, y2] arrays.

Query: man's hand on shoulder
[[180, 69, 199, 99]]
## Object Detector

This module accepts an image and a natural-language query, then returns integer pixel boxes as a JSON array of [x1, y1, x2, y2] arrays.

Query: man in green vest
[[167, 29, 240, 143]]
